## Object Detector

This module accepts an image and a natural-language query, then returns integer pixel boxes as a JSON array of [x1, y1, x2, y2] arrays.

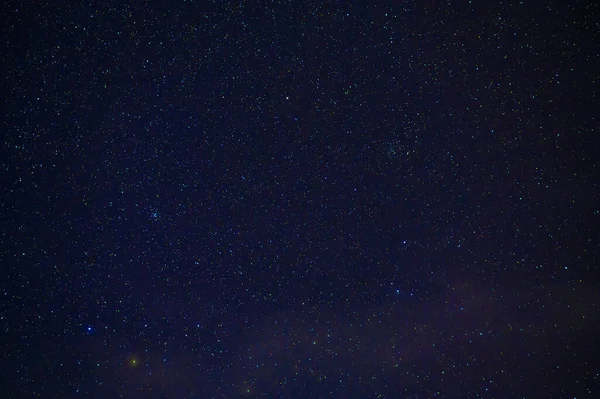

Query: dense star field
[[2, 1, 599, 398]]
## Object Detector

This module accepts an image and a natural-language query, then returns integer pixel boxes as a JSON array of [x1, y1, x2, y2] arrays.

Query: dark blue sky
[[2, 0, 599, 398]]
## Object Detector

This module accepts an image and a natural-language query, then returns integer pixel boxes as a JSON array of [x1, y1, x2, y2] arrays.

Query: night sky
[[2, 1, 600, 398]]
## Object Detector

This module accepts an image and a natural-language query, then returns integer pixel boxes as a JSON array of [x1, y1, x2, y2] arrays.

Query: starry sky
[[2, 0, 600, 398]]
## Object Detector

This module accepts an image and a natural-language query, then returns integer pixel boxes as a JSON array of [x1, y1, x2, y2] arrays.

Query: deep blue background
[[2, 0, 599, 397]]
